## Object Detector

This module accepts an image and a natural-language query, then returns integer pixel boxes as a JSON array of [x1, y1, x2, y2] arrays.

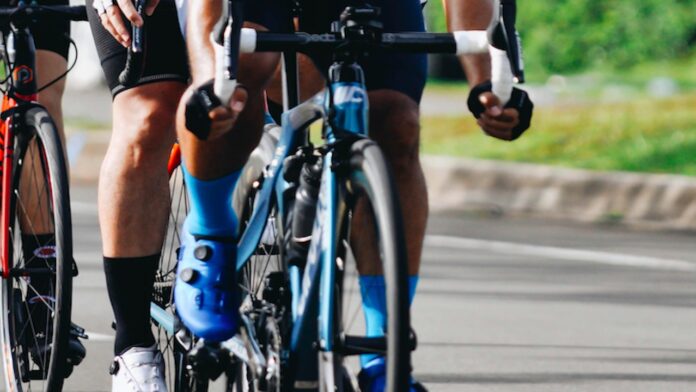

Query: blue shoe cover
[[357, 357, 427, 392], [174, 225, 238, 341]]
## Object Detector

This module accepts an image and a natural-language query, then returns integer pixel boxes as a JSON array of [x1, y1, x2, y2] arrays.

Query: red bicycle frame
[[0, 24, 42, 278]]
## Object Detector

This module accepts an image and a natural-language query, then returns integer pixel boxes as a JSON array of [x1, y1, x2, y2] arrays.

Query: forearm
[[186, 0, 222, 85], [444, 0, 492, 85]]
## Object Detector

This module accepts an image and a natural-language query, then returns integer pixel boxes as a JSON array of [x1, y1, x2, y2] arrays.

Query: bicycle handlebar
[[238, 30, 490, 55], [235, 29, 515, 104], [0, 5, 87, 25], [211, 0, 522, 107], [185, 0, 526, 139]]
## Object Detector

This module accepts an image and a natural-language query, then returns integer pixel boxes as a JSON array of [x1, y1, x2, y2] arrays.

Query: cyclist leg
[[30, 0, 70, 135], [87, 0, 187, 366], [35, 51, 67, 136], [171, 0, 283, 340]]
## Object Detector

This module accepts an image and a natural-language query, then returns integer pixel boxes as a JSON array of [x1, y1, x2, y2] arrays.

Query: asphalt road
[[13, 185, 696, 391]]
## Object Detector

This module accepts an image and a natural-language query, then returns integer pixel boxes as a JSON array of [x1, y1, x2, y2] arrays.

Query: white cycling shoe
[[110, 345, 167, 392]]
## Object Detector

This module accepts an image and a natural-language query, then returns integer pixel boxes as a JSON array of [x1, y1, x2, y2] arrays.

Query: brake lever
[[118, 0, 146, 86], [487, 0, 524, 84], [500, 0, 524, 83]]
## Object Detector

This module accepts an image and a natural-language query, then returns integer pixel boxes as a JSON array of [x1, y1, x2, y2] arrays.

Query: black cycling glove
[[184, 79, 222, 141], [466, 80, 534, 141]]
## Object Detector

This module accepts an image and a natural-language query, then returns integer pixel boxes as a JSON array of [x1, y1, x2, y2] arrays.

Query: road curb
[[423, 156, 696, 231], [69, 131, 696, 231]]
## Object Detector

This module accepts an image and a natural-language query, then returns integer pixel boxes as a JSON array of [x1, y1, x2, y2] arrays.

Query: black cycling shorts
[[0, 0, 70, 60], [86, 0, 189, 97], [246, 0, 428, 103]]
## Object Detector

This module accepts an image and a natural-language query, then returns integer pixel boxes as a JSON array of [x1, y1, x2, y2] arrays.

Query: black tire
[[154, 156, 214, 392], [0, 107, 73, 391], [232, 123, 280, 222], [234, 123, 285, 296], [320, 139, 409, 392], [231, 124, 286, 392]]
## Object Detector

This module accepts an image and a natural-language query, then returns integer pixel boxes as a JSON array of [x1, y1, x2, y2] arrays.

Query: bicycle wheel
[[231, 124, 287, 392], [0, 107, 73, 391], [153, 145, 214, 392], [320, 139, 410, 392]]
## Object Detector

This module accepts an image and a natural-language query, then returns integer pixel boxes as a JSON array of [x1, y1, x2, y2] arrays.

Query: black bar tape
[[185, 80, 222, 140]]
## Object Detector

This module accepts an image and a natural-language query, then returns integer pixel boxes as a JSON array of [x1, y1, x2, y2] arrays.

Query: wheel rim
[[1, 135, 67, 391], [155, 164, 192, 391]]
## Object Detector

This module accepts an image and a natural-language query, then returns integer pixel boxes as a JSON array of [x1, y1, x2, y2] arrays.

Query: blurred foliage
[[421, 93, 696, 175], [425, 1, 696, 77]]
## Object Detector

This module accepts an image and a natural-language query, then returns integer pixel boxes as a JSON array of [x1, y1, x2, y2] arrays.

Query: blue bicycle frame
[[150, 61, 371, 387]]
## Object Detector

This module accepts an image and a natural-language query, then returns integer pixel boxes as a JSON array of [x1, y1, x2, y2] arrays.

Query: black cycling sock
[[104, 254, 159, 356], [22, 234, 56, 335], [266, 99, 283, 125]]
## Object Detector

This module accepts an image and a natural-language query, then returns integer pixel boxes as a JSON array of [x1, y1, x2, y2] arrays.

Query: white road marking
[[66, 132, 87, 167], [69, 200, 694, 273], [83, 331, 114, 342], [425, 235, 696, 272]]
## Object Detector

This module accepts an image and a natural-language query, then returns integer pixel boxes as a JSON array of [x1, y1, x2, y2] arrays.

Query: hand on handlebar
[[184, 80, 249, 141], [476, 92, 520, 141], [207, 87, 248, 140], [467, 80, 534, 141], [94, 0, 159, 47]]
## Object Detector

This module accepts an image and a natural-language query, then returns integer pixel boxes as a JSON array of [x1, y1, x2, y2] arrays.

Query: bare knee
[[238, 53, 280, 97], [108, 83, 185, 171], [368, 90, 421, 173]]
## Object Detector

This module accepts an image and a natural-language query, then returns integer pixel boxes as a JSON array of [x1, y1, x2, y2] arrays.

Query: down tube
[[318, 163, 339, 352]]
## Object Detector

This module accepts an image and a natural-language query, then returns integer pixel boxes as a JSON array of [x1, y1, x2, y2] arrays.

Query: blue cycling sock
[[182, 164, 241, 237], [408, 275, 419, 304], [359, 275, 419, 367], [264, 111, 276, 125]]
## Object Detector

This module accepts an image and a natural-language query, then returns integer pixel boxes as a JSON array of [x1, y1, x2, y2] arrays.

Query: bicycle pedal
[[71, 257, 79, 277], [28, 369, 46, 380], [70, 322, 88, 340], [187, 340, 228, 381], [409, 327, 418, 351]]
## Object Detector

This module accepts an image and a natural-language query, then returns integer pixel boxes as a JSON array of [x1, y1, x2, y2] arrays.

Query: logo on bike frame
[[333, 85, 366, 105], [33, 245, 56, 259], [13, 65, 33, 85]]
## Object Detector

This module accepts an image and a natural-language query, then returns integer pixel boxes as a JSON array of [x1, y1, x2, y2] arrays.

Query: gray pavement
[[13, 186, 696, 391]]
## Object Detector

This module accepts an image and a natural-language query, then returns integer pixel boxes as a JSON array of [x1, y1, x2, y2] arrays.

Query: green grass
[[65, 117, 109, 131], [536, 51, 696, 93], [519, 51, 696, 87], [421, 93, 696, 175]]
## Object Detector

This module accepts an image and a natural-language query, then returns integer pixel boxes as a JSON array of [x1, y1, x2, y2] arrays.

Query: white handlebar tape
[[212, 33, 237, 105], [453, 31, 488, 55], [240, 28, 257, 54], [489, 46, 513, 106]]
